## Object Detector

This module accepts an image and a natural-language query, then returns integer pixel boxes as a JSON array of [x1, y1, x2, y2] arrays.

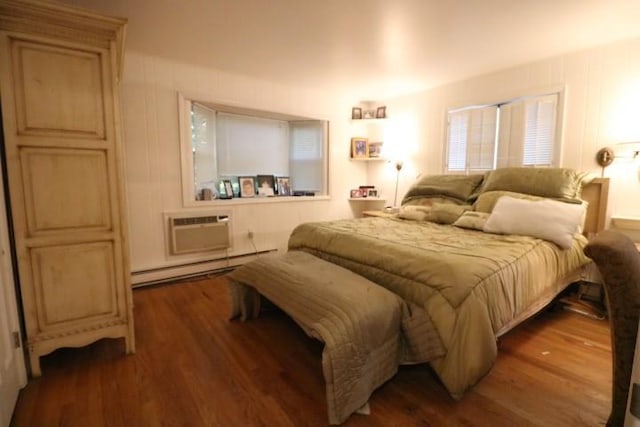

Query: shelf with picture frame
[[349, 138, 386, 161], [351, 105, 387, 121]]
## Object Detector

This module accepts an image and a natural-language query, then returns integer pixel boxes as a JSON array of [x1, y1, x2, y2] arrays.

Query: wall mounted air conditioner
[[169, 215, 230, 255]]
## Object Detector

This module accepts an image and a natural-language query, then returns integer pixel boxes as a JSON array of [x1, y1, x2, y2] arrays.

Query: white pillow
[[483, 196, 586, 249]]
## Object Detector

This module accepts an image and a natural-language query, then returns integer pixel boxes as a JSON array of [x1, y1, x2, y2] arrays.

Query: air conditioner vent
[[172, 216, 219, 227], [169, 214, 231, 255]]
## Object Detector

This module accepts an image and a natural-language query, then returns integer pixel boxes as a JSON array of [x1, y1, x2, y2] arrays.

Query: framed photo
[[257, 174, 275, 196], [367, 188, 378, 198], [223, 180, 233, 198], [350, 189, 363, 198], [239, 176, 256, 198], [351, 107, 362, 120], [276, 176, 291, 196], [376, 106, 387, 119], [368, 141, 383, 158], [351, 137, 368, 159]]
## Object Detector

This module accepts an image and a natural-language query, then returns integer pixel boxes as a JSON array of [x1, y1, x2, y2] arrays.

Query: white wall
[[370, 37, 640, 224], [120, 52, 368, 283], [122, 36, 640, 283]]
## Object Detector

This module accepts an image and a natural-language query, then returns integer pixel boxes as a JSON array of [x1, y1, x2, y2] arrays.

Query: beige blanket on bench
[[228, 251, 444, 424]]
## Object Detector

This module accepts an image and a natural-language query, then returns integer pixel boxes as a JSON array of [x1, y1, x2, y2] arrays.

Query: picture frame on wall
[[368, 141, 383, 158], [351, 137, 368, 159], [239, 176, 256, 197], [276, 176, 291, 196], [257, 174, 275, 196]]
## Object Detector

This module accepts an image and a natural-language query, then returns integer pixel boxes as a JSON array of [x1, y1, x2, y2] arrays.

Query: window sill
[[184, 195, 330, 208]]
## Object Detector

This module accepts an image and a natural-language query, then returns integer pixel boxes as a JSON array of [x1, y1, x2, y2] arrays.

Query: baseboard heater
[[131, 249, 277, 287], [170, 215, 230, 255]]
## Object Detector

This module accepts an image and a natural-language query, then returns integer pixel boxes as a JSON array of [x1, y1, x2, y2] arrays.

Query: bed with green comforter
[[285, 168, 605, 399], [287, 214, 590, 398]]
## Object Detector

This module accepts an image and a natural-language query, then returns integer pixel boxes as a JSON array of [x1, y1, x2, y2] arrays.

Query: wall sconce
[[596, 147, 615, 177], [597, 143, 640, 181]]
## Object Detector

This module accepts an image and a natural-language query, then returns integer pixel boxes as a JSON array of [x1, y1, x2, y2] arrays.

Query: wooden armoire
[[0, 0, 135, 375]]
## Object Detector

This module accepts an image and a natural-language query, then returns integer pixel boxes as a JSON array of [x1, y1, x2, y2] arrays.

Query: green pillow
[[428, 203, 472, 225], [481, 167, 590, 199], [402, 174, 485, 205]]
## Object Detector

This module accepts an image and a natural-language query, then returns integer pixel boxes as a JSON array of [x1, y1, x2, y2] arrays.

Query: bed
[[287, 168, 609, 399]]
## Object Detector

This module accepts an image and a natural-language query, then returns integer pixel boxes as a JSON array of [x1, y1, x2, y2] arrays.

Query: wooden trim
[[582, 177, 609, 237], [0, 0, 126, 76]]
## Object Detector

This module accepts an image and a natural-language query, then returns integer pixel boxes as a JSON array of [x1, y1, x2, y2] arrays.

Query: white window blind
[[446, 92, 559, 174], [447, 111, 468, 172], [446, 106, 497, 173], [216, 112, 289, 176], [522, 94, 557, 166], [289, 121, 325, 192]]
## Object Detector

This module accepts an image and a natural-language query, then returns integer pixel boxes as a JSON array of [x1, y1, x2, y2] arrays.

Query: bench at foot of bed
[[227, 250, 407, 425]]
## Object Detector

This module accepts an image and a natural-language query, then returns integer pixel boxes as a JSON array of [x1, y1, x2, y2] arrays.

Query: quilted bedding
[[288, 216, 590, 397]]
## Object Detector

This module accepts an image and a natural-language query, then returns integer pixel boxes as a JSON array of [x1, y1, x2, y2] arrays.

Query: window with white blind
[[289, 121, 327, 192], [445, 93, 559, 173], [181, 96, 328, 203]]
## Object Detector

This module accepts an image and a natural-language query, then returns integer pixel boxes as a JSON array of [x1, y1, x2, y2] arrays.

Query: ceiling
[[59, 0, 640, 99]]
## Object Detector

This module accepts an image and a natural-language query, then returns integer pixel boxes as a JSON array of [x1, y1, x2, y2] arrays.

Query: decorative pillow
[[397, 205, 431, 221], [428, 203, 472, 225], [402, 195, 466, 207], [483, 196, 587, 249], [474, 191, 548, 213], [453, 211, 490, 231], [481, 167, 591, 200], [401, 174, 485, 205]]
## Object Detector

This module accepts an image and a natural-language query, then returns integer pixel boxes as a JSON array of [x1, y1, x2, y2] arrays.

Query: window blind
[[289, 121, 325, 192], [216, 112, 289, 176], [447, 111, 468, 172], [446, 105, 497, 173], [446, 92, 559, 174], [522, 94, 557, 166]]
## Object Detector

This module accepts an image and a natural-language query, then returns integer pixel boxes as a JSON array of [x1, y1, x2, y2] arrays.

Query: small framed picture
[[350, 189, 363, 198], [239, 176, 256, 198], [351, 137, 368, 159], [376, 106, 387, 119], [257, 174, 275, 196], [351, 107, 362, 120], [223, 180, 233, 198], [276, 176, 291, 196], [368, 141, 383, 158], [367, 188, 378, 198]]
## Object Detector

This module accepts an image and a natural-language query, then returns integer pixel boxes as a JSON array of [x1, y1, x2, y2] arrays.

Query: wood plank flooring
[[11, 274, 612, 426]]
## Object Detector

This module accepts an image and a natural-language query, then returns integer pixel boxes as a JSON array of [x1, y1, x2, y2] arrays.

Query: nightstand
[[559, 241, 639, 319], [362, 210, 395, 218]]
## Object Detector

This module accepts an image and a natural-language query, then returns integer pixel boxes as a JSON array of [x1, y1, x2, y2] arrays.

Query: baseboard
[[131, 249, 277, 287]]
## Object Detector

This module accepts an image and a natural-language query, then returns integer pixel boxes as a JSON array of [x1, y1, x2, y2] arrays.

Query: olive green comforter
[[288, 217, 590, 397]]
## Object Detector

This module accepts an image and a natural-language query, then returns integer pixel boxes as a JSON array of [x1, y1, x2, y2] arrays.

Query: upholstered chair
[[584, 231, 640, 427]]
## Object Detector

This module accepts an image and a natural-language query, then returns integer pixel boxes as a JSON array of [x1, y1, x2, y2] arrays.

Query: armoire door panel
[[0, 0, 134, 377], [20, 147, 112, 234], [31, 241, 119, 329], [11, 39, 106, 139]]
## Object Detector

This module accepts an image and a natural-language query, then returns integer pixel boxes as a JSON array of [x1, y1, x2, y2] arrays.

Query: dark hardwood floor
[[11, 274, 612, 426]]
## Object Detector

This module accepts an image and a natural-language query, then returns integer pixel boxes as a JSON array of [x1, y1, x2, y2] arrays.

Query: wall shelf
[[350, 157, 386, 162], [348, 197, 385, 202]]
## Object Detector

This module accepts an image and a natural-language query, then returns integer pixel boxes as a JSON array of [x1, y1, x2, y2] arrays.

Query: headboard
[[582, 177, 609, 237]]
